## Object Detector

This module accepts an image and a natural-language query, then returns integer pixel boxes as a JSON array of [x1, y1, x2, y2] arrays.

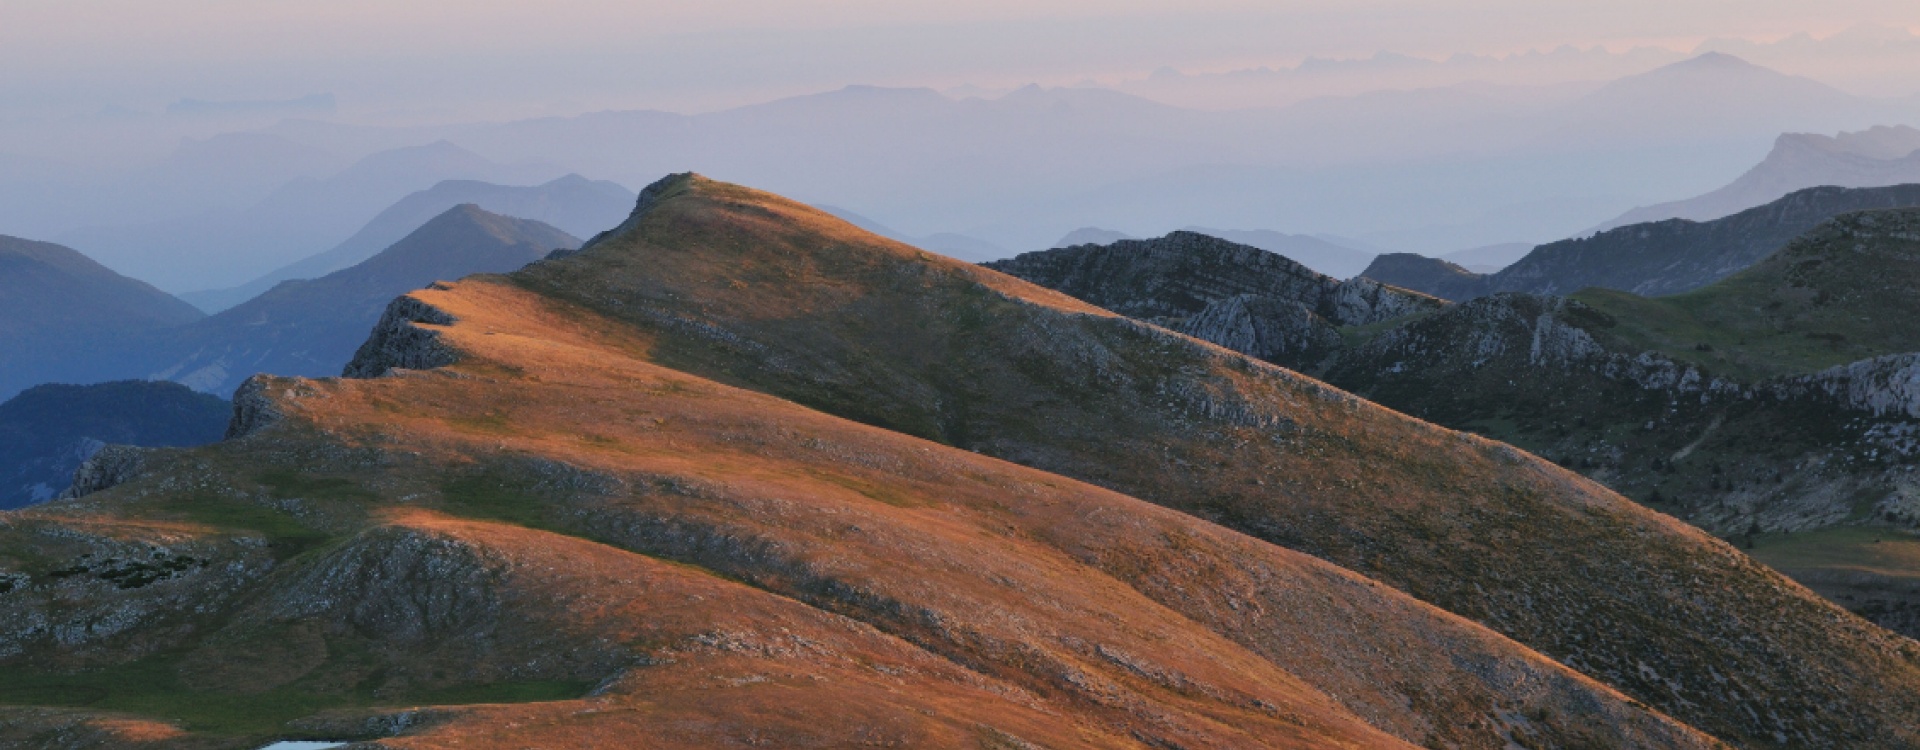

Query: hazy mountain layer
[[0, 381, 228, 509], [241, 55, 1920, 256], [147, 205, 577, 396], [182, 174, 632, 313], [0, 236, 205, 401], [54, 141, 565, 292], [1604, 126, 1920, 229]]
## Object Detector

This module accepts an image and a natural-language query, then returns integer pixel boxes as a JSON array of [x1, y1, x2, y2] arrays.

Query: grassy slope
[[1575, 208, 1920, 380], [506, 175, 1920, 749], [0, 233, 1722, 745]]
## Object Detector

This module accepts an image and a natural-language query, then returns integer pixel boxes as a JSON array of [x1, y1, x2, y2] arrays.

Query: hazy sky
[[4, 0, 1919, 121]]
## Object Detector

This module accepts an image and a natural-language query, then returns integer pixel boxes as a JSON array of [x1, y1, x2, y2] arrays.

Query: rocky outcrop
[[342, 293, 462, 380], [1770, 352, 1920, 418], [1176, 295, 1342, 365], [224, 376, 289, 439], [56, 445, 150, 500], [986, 231, 1441, 327], [987, 231, 1443, 371]]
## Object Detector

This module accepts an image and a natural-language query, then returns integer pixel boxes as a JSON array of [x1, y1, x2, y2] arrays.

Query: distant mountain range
[[0, 381, 228, 509], [181, 174, 632, 312], [54, 140, 569, 292], [0, 235, 205, 401], [148, 205, 579, 396], [1602, 125, 1920, 229], [1362, 183, 1920, 300], [213, 53, 1920, 258]]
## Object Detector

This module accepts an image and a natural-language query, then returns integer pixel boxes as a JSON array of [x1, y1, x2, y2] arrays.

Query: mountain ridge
[[146, 204, 578, 396], [0, 236, 205, 401]]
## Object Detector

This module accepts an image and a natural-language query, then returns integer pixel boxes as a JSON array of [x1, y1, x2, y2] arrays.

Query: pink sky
[[3, 1, 1918, 119]]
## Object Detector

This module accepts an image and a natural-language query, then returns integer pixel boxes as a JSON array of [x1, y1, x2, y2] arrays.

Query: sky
[[4, 0, 1920, 123]]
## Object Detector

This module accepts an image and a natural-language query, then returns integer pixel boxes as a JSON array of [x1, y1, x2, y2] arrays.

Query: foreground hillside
[[513, 175, 1920, 747], [5, 174, 1920, 747], [0, 192, 1731, 748]]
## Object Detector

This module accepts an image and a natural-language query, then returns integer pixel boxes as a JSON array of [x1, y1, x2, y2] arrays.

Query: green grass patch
[[257, 470, 379, 503], [1746, 526, 1920, 579], [160, 494, 334, 559], [0, 649, 591, 739], [440, 472, 555, 530]]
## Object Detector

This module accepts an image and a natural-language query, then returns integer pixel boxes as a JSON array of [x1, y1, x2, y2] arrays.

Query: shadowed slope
[[0, 236, 205, 400], [511, 174, 1920, 748], [1575, 207, 1920, 380]]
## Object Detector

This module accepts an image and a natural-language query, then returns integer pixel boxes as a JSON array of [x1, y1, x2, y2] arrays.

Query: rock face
[[341, 294, 462, 380], [985, 232, 1441, 369], [57, 445, 151, 501], [1176, 294, 1344, 364], [1371, 184, 1920, 302], [145, 204, 576, 396], [1772, 353, 1920, 419], [0, 381, 229, 509]]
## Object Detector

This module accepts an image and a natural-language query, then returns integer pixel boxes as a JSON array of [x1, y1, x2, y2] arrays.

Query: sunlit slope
[[511, 173, 1920, 748], [0, 273, 1720, 748]]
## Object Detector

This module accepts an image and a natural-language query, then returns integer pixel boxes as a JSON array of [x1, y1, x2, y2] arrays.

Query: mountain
[[985, 231, 1438, 369], [238, 57, 1920, 260], [0, 236, 206, 401], [0, 381, 228, 509], [0, 176, 1746, 748], [1181, 227, 1378, 279], [1007, 204, 1920, 640], [56, 141, 567, 292], [1051, 227, 1135, 247], [1365, 183, 1920, 300], [1440, 241, 1533, 272], [1355, 253, 1490, 301], [1603, 126, 1920, 229], [500, 175, 1920, 747], [1574, 207, 1920, 380], [181, 175, 634, 313], [146, 205, 578, 396], [1541, 52, 1877, 150]]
